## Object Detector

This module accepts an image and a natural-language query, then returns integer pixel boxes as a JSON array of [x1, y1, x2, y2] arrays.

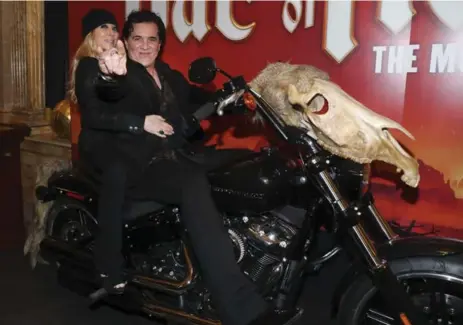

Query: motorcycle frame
[[38, 71, 432, 325]]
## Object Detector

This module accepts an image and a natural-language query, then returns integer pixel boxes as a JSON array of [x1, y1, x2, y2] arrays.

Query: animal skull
[[249, 63, 420, 188], [288, 78, 420, 187]]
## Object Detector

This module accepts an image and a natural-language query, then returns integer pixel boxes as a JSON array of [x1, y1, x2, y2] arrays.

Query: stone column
[[26, 1, 46, 113], [0, 0, 48, 133]]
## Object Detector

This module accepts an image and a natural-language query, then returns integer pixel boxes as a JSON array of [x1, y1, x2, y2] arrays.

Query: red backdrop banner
[[68, 1, 463, 234]]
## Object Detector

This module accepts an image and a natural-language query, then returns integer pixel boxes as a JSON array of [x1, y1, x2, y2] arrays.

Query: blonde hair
[[68, 32, 99, 103]]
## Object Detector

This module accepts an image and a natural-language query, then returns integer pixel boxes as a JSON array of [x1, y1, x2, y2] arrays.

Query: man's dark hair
[[122, 10, 166, 49]]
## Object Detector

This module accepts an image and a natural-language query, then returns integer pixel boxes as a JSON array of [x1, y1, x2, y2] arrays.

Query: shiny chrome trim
[[368, 204, 399, 243], [318, 170, 349, 211], [133, 244, 195, 289], [351, 224, 385, 269], [397, 272, 463, 285], [315, 167, 383, 269], [142, 303, 221, 325], [310, 246, 342, 266]]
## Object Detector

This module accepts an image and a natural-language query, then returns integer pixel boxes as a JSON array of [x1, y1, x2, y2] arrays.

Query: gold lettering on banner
[[121, 0, 462, 65], [172, 0, 210, 42], [305, 0, 315, 28], [216, 0, 256, 42], [151, 0, 168, 27], [322, 0, 358, 64], [282, 0, 303, 34], [126, 0, 140, 18]]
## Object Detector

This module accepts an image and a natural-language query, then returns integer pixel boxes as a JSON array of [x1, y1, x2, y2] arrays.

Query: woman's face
[[92, 23, 119, 50]]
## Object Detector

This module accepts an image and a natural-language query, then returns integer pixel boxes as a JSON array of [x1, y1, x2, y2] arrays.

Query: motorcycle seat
[[123, 199, 165, 221], [70, 161, 168, 221]]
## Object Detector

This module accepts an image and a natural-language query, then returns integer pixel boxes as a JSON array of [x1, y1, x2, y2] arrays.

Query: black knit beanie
[[82, 9, 118, 38]]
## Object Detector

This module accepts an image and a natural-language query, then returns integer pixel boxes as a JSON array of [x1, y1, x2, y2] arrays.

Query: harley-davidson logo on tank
[[68, 1, 463, 233]]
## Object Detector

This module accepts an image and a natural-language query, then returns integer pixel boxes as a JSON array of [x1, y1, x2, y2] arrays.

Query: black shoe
[[88, 274, 127, 304], [249, 307, 303, 325]]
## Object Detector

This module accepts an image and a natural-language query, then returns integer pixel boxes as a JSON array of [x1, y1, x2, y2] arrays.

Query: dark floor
[[0, 246, 349, 325]]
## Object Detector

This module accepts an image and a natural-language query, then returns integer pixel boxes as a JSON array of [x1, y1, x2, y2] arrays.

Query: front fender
[[331, 235, 463, 317], [377, 236, 463, 258]]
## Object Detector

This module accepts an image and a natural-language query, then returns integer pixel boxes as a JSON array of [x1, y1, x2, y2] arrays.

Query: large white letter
[[387, 46, 404, 74], [216, 0, 255, 41], [282, 0, 302, 33], [305, 0, 315, 28], [427, 0, 463, 31], [429, 43, 457, 73], [323, 0, 357, 63], [126, 0, 140, 18], [403, 44, 420, 73], [151, 0, 168, 27], [373, 46, 387, 73], [172, 0, 210, 42], [377, 0, 415, 34]]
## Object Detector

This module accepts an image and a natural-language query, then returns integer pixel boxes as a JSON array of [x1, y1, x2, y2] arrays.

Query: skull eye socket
[[291, 103, 305, 112], [307, 94, 329, 115]]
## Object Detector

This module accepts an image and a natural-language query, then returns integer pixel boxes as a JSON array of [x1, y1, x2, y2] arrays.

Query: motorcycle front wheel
[[337, 254, 463, 325]]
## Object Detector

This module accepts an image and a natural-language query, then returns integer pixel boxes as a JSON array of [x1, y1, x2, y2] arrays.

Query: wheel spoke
[[366, 309, 395, 325], [78, 209, 87, 227]]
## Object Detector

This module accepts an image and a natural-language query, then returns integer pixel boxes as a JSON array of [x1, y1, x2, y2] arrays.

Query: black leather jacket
[[76, 56, 212, 186]]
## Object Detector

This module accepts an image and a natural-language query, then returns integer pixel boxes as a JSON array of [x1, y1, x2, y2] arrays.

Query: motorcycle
[[36, 57, 463, 325]]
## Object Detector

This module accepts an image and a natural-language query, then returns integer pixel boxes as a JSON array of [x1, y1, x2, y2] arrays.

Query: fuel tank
[[207, 147, 305, 214]]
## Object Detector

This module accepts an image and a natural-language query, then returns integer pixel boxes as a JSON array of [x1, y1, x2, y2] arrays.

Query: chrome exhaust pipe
[[142, 302, 221, 325]]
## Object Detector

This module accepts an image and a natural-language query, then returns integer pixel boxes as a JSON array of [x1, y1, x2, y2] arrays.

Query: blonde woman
[[70, 9, 141, 297]]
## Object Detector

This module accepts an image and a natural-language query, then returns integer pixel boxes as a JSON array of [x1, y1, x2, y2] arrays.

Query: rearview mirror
[[188, 57, 217, 84]]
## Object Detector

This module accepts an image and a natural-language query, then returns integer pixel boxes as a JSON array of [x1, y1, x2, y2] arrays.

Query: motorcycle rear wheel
[[337, 254, 463, 325], [46, 197, 98, 248]]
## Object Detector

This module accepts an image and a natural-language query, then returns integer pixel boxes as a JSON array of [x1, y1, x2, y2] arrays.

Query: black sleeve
[[171, 69, 215, 116], [94, 74, 130, 102], [75, 57, 144, 134]]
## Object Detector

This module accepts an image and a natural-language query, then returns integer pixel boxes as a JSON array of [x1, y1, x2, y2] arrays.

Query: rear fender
[[330, 235, 463, 317], [37, 168, 98, 207]]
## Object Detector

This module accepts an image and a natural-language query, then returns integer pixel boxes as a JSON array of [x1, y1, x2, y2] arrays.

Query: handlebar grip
[[192, 102, 217, 121]]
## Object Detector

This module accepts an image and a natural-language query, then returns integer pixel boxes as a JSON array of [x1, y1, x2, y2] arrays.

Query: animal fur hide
[[23, 159, 71, 268], [249, 62, 420, 188]]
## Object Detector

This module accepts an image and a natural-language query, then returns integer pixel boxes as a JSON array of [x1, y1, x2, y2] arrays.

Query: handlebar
[[200, 74, 323, 157]]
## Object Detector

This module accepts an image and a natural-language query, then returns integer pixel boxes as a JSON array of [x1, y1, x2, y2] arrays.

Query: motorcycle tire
[[337, 254, 463, 325]]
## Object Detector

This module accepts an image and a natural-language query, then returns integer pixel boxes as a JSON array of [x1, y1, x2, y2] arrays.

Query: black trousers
[[93, 160, 127, 284], [94, 147, 269, 325]]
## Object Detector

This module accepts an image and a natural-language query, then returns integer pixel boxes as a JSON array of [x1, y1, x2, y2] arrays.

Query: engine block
[[225, 211, 300, 294]]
